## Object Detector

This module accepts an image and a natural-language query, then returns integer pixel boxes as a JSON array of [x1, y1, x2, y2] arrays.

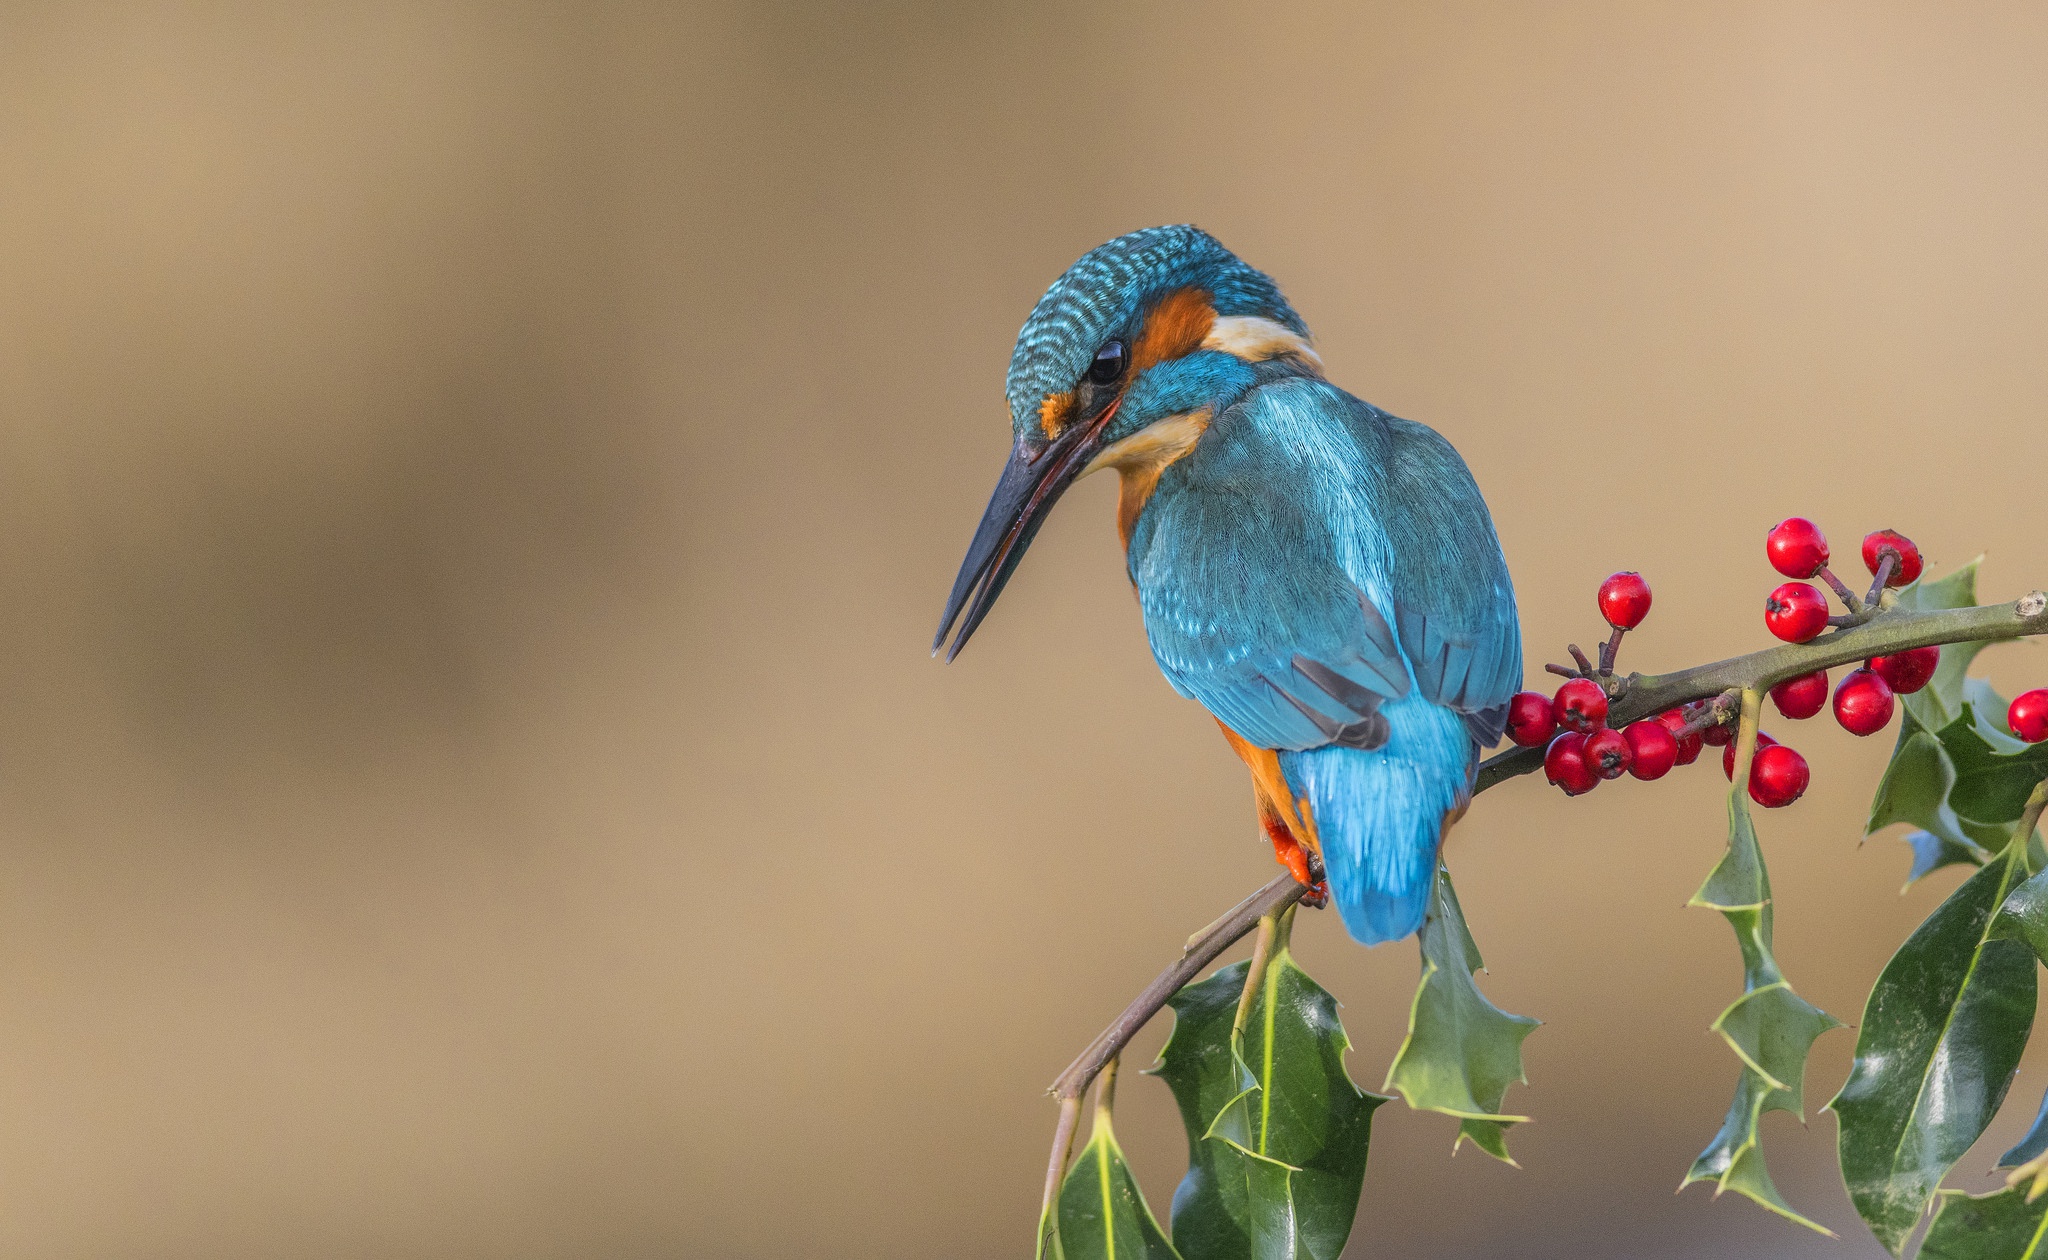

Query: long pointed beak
[[933, 402, 1118, 661]]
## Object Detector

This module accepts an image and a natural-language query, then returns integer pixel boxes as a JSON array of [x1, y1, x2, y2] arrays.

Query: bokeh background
[[3, 4, 2047, 1257]]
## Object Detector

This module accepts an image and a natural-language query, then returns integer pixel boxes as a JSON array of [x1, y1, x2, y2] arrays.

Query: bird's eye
[[1086, 340, 1126, 385]]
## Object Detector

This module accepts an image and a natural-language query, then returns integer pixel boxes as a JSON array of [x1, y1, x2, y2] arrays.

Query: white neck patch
[[1202, 316, 1323, 371]]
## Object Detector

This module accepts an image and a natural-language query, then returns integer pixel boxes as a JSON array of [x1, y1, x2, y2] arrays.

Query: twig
[[1232, 912, 1282, 1039], [1184, 884, 1267, 954], [1569, 644, 1596, 675], [1864, 551, 1899, 611], [1040, 1095, 1081, 1229], [1599, 627, 1626, 676], [1048, 874, 1309, 1104], [2013, 779, 2048, 862], [1478, 592, 2048, 793], [1819, 566, 1865, 616], [1670, 691, 1739, 739], [1038, 874, 1308, 1204]]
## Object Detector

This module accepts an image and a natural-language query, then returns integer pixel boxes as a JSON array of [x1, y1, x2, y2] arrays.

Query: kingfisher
[[934, 226, 1520, 945]]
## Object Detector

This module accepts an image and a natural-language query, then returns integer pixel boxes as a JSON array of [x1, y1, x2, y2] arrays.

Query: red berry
[[1765, 518, 1830, 579], [1868, 646, 1939, 696], [1552, 678, 1609, 735], [1506, 691, 1557, 747], [1598, 571, 1653, 630], [1833, 668, 1896, 736], [1584, 727, 1632, 780], [1861, 530, 1923, 587], [1724, 730, 1778, 780], [1749, 743, 1810, 808], [1764, 582, 1830, 643], [1655, 709, 1704, 765], [1624, 720, 1678, 780], [1769, 669, 1830, 720], [2011, 689, 2048, 743], [1544, 731, 1600, 795], [1701, 720, 1734, 747]]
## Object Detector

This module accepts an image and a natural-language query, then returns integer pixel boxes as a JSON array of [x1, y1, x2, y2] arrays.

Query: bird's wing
[[1130, 382, 1519, 752], [1377, 415, 1522, 745], [1130, 385, 1416, 753]]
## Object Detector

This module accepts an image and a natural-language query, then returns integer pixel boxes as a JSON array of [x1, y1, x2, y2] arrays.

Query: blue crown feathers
[[1004, 226, 1307, 439]]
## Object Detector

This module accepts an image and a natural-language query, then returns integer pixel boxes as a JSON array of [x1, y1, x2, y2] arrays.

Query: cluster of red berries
[[1509, 573, 1776, 798], [1761, 518, 1921, 644], [1757, 519, 1939, 742], [1513, 673, 1814, 806], [1521, 526, 2048, 808]]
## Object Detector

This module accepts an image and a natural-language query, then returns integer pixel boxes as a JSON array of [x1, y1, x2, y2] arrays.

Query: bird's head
[[934, 225, 1317, 659]]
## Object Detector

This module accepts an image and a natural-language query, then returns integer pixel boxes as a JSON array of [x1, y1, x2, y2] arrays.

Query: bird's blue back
[[1127, 377, 1520, 943]]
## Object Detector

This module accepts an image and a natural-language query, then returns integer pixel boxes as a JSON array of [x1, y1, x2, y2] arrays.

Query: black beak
[[932, 402, 1118, 661]]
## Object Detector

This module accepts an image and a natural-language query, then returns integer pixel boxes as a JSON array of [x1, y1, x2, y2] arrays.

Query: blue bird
[[935, 226, 1520, 945]]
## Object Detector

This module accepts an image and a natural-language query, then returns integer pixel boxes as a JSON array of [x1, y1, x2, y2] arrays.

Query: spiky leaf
[[1902, 828, 1987, 888], [1153, 914, 1387, 1260], [1382, 868, 1540, 1163], [1868, 719, 2003, 864], [1937, 703, 2048, 828], [1050, 1112, 1183, 1260], [1992, 864, 2048, 969], [1920, 1186, 2048, 1260], [1829, 838, 2039, 1254], [1683, 1066, 1834, 1236], [1866, 561, 2014, 880], [1681, 774, 1839, 1233]]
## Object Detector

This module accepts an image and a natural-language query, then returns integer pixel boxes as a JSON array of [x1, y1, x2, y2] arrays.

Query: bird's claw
[[1270, 831, 1329, 908]]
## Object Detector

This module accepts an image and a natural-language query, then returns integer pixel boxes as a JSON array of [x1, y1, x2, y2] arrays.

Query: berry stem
[[1569, 643, 1596, 676], [1864, 549, 1899, 609], [1674, 691, 1740, 738], [1599, 626, 1626, 675], [1818, 564, 1865, 616]]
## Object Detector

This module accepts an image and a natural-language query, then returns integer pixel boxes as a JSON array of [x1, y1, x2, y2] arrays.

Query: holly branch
[[1037, 579, 2048, 1227]]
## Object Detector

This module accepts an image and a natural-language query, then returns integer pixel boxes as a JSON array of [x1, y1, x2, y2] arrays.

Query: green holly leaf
[[1684, 1066, 1834, 1236], [1992, 863, 2048, 968], [1937, 703, 2048, 828], [1829, 835, 2039, 1254], [1919, 1186, 2048, 1260], [1047, 1105, 1183, 1260], [1868, 716, 2004, 865], [1681, 781, 1840, 1234], [1382, 868, 1540, 1163], [1901, 829, 1987, 888], [1153, 912, 1387, 1260]]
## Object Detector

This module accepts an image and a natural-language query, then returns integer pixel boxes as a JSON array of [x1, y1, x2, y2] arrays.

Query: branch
[[1036, 588, 2048, 1200], [1048, 873, 1308, 1103], [1477, 592, 2048, 794]]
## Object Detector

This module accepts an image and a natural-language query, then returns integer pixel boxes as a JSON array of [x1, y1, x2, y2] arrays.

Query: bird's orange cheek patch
[[1039, 391, 1075, 440], [1131, 287, 1217, 375]]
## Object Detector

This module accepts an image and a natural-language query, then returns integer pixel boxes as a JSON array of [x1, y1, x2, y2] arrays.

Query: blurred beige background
[[2, 3, 2046, 1257]]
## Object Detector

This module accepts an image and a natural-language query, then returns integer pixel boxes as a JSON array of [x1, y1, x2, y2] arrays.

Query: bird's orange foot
[[1266, 824, 1329, 908]]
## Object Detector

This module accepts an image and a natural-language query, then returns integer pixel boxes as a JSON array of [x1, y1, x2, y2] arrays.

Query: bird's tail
[[1279, 695, 1475, 945]]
